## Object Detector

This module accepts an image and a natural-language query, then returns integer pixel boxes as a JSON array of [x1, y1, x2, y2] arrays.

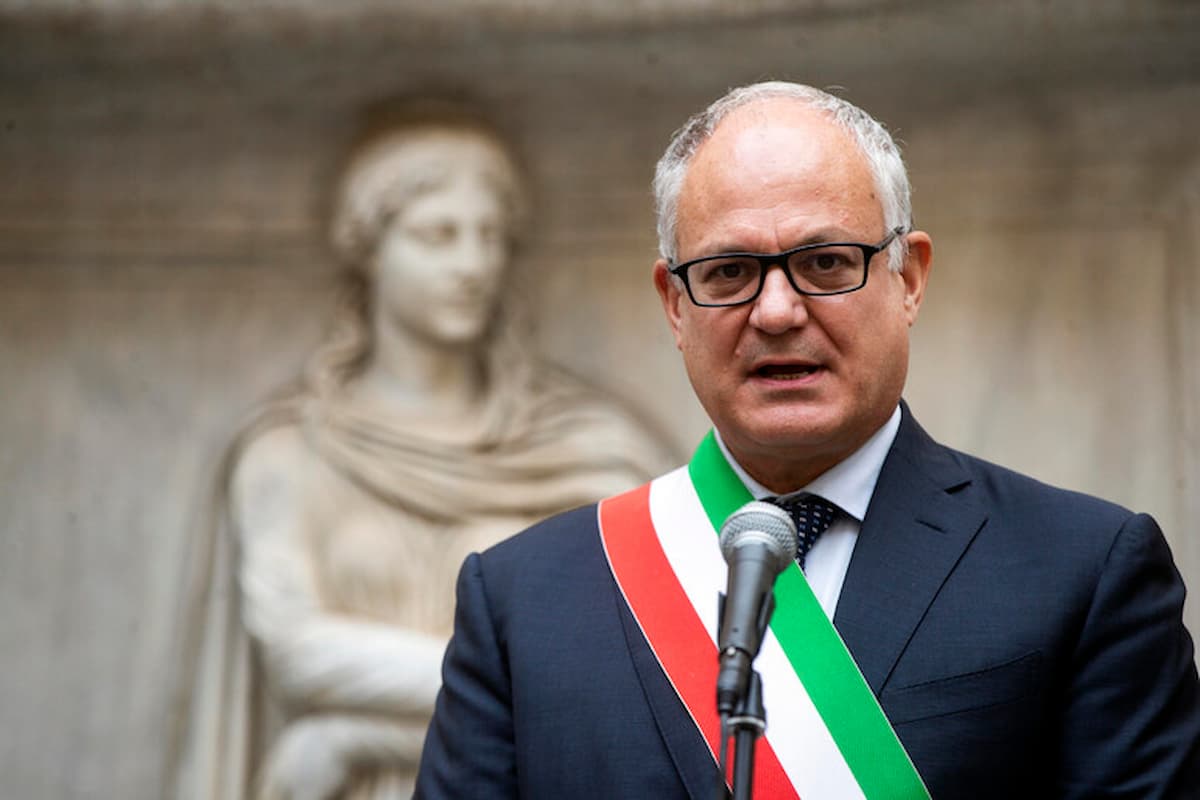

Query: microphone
[[716, 501, 797, 715]]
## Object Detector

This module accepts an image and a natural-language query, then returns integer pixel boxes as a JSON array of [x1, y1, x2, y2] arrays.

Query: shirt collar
[[713, 405, 901, 522]]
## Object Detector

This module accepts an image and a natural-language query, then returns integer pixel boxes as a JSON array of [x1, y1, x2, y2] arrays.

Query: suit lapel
[[833, 406, 987, 695]]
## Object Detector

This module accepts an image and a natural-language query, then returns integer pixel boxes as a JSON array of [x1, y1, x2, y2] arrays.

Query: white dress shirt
[[714, 405, 901, 620]]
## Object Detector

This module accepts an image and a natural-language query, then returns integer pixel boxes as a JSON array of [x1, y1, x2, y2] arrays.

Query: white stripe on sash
[[648, 468, 866, 799]]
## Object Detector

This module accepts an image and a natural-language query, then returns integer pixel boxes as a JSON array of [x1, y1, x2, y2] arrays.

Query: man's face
[[654, 100, 932, 491]]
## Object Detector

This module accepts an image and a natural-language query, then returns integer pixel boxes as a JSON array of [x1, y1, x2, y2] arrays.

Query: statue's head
[[330, 104, 529, 348]]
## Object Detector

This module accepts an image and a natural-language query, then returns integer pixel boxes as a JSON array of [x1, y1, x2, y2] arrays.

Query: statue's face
[[370, 161, 510, 347]]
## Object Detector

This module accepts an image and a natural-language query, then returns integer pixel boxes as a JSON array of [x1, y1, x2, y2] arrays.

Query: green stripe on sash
[[690, 431, 930, 800]]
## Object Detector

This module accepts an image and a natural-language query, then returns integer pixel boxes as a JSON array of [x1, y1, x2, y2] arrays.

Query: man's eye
[[812, 252, 845, 270], [796, 248, 855, 272], [698, 259, 752, 282]]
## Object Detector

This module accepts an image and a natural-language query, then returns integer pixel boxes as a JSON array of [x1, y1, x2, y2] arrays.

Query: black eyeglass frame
[[667, 226, 909, 307]]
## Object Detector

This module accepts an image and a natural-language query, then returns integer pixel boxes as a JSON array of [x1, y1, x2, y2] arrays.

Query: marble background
[[1, 1, 1197, 797]]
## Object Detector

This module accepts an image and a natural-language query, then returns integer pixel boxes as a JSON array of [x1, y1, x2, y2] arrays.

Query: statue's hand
[[257, 717, 349, 800]]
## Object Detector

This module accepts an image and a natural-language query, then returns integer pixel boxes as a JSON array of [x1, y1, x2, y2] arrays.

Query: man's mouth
[[755, 363, 822, 380]]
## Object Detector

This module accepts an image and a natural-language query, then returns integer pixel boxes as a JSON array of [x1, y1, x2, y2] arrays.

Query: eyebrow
[[694, 227, 863, 257]]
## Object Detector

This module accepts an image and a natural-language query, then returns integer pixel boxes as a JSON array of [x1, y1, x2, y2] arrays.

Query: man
[[415, 82, 1200, 798]]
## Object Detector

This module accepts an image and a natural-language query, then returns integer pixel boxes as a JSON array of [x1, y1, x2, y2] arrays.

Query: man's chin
[[729, 413, 846, 457], [757, 400, 841, 433]]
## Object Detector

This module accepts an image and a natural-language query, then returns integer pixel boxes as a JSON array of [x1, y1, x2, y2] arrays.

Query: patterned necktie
[[767, 494, 840, 571]]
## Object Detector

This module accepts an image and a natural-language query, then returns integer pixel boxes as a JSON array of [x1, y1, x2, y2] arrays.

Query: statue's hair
[[329, 99, 529, 269], [652, 81, 911, 271]]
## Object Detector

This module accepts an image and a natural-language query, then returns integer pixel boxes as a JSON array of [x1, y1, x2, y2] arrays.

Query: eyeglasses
[[668, 227, 907, 307]]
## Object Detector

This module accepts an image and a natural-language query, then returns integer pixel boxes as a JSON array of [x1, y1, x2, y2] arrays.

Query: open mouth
[[755, 363, 821, 380]]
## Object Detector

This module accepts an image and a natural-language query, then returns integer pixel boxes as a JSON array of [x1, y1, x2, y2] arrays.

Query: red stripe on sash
[[599, 484, 799, 798]]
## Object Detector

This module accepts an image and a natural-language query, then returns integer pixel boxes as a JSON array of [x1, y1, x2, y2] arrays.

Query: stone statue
[[169, 105, 676, 800]]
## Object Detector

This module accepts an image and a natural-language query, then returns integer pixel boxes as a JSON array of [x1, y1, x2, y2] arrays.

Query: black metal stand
[[717, 670, 766, 800]]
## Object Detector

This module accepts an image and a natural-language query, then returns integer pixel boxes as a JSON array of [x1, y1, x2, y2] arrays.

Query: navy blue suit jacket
[[416, 409, 1200, 798]]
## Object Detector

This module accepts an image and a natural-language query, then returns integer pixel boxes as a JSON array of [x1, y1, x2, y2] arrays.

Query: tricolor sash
[[599, 431, 929, 799]]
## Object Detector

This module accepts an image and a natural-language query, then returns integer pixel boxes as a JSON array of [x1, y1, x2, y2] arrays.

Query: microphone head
[[718, 500, 798, 574]]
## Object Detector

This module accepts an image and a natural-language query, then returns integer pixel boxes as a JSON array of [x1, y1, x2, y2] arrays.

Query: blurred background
[[2, 1, 1197, 797]]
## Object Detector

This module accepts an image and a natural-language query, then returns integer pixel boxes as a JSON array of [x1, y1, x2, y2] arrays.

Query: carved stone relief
[[169, 105, 677, 799]]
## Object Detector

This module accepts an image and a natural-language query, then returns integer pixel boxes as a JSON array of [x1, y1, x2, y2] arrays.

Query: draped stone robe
[[169, 343, 675, 800]]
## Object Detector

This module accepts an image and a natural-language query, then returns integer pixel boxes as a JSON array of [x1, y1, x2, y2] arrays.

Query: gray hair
[[653, 81, 912, 271]]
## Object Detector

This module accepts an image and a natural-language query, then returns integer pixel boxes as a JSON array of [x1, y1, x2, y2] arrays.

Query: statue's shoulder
[[226, 421, 335, 535], [230, 422, 312, 487], [531, 362, 680, 474]]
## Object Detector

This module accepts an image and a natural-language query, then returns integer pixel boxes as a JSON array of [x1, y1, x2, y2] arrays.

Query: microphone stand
[[716, 591, 772, 800], [725, 671, 765, 800]]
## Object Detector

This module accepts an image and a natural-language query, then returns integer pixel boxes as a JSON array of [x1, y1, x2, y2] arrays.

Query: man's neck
[[714, 406, 903, 517]]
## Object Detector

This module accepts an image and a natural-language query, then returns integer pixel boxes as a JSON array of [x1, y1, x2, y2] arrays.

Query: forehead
[[401, 169, 507, 221], [677, 100, 882, 253]]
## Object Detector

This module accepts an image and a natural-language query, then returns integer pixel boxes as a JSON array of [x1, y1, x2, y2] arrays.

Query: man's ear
[[653, 259, 686, 349], [899, 231, 933, 326]]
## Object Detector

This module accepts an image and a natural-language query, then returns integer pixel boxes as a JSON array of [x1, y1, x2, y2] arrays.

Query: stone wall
[[1, 2, 1197, 797]]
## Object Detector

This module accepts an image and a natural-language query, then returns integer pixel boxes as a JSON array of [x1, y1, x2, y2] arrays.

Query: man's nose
[[749, 265, 809, 334]]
